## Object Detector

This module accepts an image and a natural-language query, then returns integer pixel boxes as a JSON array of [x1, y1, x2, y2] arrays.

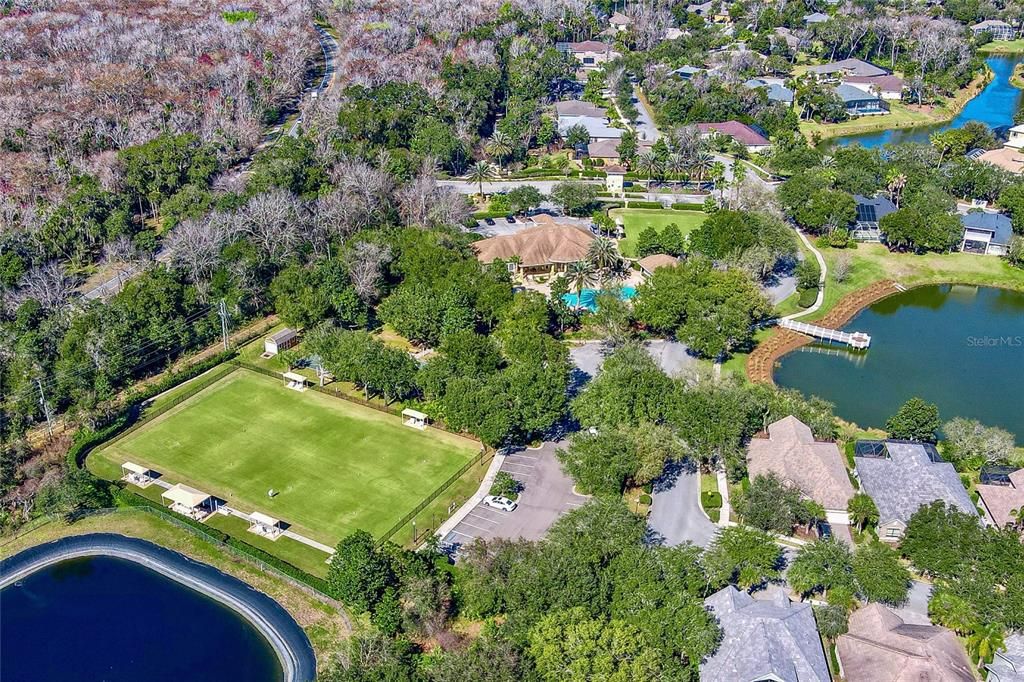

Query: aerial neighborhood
[[1, 0, 1023, 681]]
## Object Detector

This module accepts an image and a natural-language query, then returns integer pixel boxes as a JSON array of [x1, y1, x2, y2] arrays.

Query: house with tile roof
[[747, 416, 855, 526], [637, 254, 679, 276], [554, 100, 608, 118], [843, 75, 905, 100], [471, 219, 596, 277], [837, 603, 974, 682], [808, 58, 889, 79], [854, 440, 977, 542], [975, 466, 1024, 530], [696, 121, 771, 152], [701, 586, 831, 682]]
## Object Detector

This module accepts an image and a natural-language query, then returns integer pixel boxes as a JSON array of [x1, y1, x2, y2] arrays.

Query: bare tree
[[343, 241, 393, 304]]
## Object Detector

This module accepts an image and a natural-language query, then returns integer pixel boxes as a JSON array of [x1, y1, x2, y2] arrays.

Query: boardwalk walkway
[[778, 319, 871, 348]]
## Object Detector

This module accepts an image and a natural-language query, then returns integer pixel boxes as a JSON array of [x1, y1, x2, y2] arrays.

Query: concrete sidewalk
[[433, 452, 504, 541]]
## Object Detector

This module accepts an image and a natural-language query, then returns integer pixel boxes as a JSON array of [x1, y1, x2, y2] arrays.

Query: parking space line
[[458, 521, 497, 534], [466, 513, 500, 524], [501, 463, 536, 473], [447, 529, 476, 539], [505, 454, 538, 461]]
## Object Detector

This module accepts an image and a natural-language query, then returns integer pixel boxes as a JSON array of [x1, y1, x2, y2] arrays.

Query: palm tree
[[565, 260, 597, 309], [587, 236, 621, 283], [966, 622, 1006, 668], [467, 160, 496, 200], [847, 492, 879, 532], [485, 131, 514, 169], [886, 170, 907, 208], [665, 152, 687, 188], [635, 151, 663, 190], [802, 500, 826, 533], [691, 150, 714, 187]]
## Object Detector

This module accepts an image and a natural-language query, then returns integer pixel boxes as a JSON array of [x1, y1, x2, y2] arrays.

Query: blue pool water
[[832, 56, 1023, 148], [562, 286, 637, 311]]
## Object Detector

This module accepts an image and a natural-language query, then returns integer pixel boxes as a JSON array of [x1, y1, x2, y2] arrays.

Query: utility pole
[[217, 299, 229, 351], [36, 378, 53, 437]]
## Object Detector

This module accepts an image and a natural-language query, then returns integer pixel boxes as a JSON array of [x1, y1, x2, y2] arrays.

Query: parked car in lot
[[484, 217, 495, 225], [483, 495, 518, 512], [506, 215, 516, 223]]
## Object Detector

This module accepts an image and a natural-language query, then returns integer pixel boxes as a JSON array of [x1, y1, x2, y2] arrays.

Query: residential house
[[854, 439, 977, 542], [836, 83, 888, 115], [852, 193, 897, 241], [696, 121, 771, 152], [609, 11, 631, 31], [587, 138, 653, 163], [686, 0, 730, 21], [1005, 123, 1024, 148], [836, 603, 974, 682], [637, 254, 679, 276], [672, 64, 705, 80], [747, 415, 855, 527], [558, 115, 624, 142], [774, 27, 802, 50], [808, 58, 889, 79], [844, 75, 905, 100], [972, 19, 1018, 41], [605, 164, 627, 194], [960, 211, 1013, 256], [975, 466, 1024, 529], [664, 27, 686, 40], [803, 11, 830, 24], [744, 78, 795, 103], [472, 218, 596, 276], [987, 633, 1024, 681], [557, 40, 619, 69], [701, 586, 831, 682], [978, 145, 1024, 173], [554, 100, 608, 118]]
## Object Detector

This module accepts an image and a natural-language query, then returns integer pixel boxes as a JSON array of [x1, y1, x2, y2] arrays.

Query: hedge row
[[798, 287, 818, 308], [115, 489, 333, 596], [671, 203, 704, 211], [626, 201, 666, 209], [471, 210, 510, 220], [701, 491, 723, 509]]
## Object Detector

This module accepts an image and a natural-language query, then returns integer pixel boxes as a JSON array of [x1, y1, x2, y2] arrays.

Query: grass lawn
[[89, 368, 480, 545], [799, 243, 1024, 323], [611, 208, 706, 258], [0, 509, 350, 661], [978, 39, 1024, 54]]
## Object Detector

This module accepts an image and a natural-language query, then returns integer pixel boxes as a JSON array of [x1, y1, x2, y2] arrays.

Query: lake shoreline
[[1, 532, 317, 682]]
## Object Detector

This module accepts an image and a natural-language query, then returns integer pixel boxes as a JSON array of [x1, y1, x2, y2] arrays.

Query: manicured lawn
[[978, 39, 1024, 54], [799, 103, 943, 141], [90, 369, 480, 545], [611, 208, 706, 258], [801, 243, 1024, 323]]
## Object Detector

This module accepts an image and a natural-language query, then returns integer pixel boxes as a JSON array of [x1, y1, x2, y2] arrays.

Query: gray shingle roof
[[961, 212, 1013, 246], [701, 586, 831, 682], [987, 633, 1024, 681], [835, 83, 881, 104], [855, 441, 978, 526]]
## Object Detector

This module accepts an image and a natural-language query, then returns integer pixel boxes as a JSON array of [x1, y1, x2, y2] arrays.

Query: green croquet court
[[89, 368, 480, 545]]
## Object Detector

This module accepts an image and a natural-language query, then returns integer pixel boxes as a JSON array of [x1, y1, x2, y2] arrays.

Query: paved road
[[648, 460, 719, 548], [894, 579, 933, 625], [632, 85, 660, 143], [440, 441, 587, 555], [288, 25, 338, 137], [439, 178, 706, 204]]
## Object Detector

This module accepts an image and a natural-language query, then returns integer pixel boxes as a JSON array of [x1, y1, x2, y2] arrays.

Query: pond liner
[[1, 533, 316, 682]]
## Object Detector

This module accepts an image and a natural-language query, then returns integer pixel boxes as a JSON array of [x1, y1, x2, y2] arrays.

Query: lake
[[832, 55, 1023, 148], [774, 285, 1024, 441], [1, 555, 283, 682]]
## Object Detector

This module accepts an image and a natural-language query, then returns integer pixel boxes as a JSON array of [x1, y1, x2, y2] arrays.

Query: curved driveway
[[1, 533, 316, 682]]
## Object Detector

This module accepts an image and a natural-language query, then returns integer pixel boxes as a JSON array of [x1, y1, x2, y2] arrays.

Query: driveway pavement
[[894, 580, 933, 625], [648, 460, 719, 548], [440, 441, 587, 555], [632, 85, 661, 143], [569, 340, 699, 383]]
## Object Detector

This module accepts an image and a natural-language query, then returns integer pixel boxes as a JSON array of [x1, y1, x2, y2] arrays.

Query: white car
[[483, 495, 518, 512]]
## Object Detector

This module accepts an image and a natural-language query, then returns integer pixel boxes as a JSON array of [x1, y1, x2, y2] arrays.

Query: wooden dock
[[778, 320, 871, 349]]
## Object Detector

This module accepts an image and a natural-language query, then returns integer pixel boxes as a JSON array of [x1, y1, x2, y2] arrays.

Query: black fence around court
[[379, 447, 494, 545]]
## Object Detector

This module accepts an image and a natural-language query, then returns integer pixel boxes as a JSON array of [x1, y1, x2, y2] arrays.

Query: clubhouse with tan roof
[[471, 216, 596, 276]]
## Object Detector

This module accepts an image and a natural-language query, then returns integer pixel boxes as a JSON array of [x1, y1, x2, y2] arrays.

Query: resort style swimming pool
[[774, 285, 1024, 441], [562, 286, 637, 311]]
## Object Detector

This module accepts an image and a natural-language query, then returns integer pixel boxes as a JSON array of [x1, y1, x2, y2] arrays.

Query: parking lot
[[440, 440, 587, 555]]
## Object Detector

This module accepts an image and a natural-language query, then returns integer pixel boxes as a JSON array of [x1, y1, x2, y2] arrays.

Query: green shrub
[[708, 508, 721, 522], [701, 491, 723, 509], [580, 169, 606, 178], [642, 482, 654, 494], [626, 201, 665, 209], [798, 287, 818, 308], [639, 494, 653, 505], [671, 203, 704, 211], [489, 471, 523, 500]]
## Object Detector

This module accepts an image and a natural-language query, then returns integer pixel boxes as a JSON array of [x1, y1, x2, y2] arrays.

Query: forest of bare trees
[[0, 0, 315, 204]]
